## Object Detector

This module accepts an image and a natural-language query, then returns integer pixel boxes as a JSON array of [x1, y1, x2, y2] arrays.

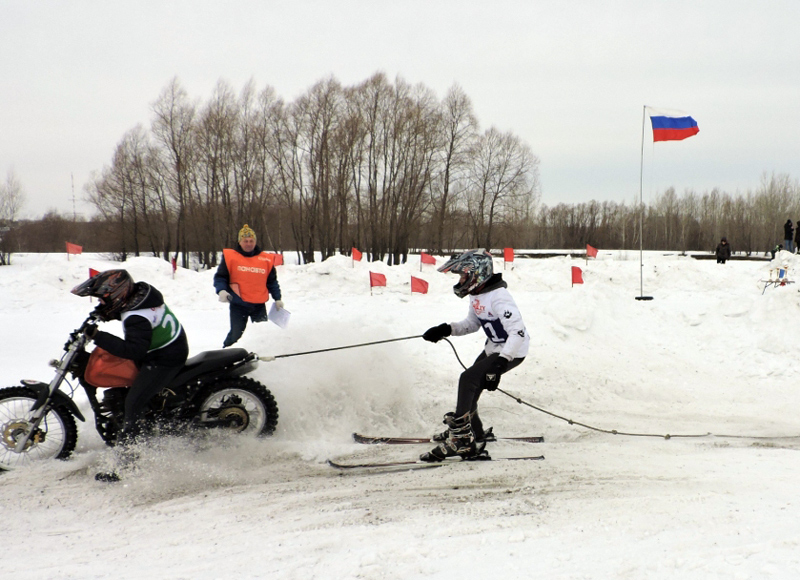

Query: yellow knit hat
[[238, 224, 256, 242]]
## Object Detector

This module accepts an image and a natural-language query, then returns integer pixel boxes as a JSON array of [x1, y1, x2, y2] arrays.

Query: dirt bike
[[0, 310, 279, 471]]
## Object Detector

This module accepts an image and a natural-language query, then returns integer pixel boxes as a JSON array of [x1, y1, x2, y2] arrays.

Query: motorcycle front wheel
[[0, 387, 79, 471], [196, 377, 278, 437]]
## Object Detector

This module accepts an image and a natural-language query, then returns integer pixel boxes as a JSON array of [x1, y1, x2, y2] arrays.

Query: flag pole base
[[635, 296, 654, 301]]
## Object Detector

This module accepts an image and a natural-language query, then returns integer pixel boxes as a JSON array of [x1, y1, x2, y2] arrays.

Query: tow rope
[[439, 337, 800, 441], [261, 334, 800, 441], [258, 335, 422, 361]]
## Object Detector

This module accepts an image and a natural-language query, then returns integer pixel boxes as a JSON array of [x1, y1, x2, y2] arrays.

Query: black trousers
[[454, 351, 524, 431], [223, 302, 268, 347], [120, 363, 184, 443]]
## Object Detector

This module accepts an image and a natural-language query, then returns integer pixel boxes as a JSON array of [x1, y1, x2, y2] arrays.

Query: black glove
[[84, 324, 98, 340], [422, 323, 451, 343], [483, 356, 509, 391]]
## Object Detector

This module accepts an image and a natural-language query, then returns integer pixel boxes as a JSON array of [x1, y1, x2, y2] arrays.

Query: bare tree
[[432, 84, 477, 253], [150, 77, 197, 266], [0, 169, 26, 264], [294, 77, 346, 261], [466, 127, 540, 248], [191, 79, 238, 266], [385, 79, 439, 264]]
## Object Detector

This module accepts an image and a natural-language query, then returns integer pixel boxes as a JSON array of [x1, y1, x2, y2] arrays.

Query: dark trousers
[[223, 302, 268, 347], [121, 363, 183, 443], [454, 352, 524, 433]]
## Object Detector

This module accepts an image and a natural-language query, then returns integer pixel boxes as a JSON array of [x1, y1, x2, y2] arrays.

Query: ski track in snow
[[2, 251, 800, 579]]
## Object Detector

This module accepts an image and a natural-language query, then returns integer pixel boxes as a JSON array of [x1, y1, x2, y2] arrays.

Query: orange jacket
[[222, 249, 276, 304]]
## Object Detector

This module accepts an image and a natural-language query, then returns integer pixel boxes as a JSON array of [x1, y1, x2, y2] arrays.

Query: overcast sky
[[2, 0, 799, 219]]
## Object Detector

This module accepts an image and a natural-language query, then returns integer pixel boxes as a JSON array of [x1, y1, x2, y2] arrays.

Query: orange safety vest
[[223, 249, 275, 304]]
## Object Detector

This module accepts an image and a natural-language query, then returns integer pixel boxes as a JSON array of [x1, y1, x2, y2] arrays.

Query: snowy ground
[[2, 249, 800, 579]]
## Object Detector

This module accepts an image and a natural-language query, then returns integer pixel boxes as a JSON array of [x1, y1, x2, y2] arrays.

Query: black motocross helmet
[[437, 249, 494, 298], [71, 269, 135, 321]]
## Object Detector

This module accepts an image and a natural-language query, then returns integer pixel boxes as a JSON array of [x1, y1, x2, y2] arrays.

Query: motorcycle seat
[[183, 348, 249, 369], [167, 348, 252, 388]]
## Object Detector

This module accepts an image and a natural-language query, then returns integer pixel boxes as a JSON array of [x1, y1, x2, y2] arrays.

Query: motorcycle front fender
[[23, 381, 86, 422]]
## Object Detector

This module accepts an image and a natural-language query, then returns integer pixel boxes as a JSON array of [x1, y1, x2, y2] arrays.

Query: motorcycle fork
[[16, 340, 83, 452]]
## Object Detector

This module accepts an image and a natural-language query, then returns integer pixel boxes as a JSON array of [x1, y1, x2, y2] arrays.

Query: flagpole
[[636, 106, 653, 301]]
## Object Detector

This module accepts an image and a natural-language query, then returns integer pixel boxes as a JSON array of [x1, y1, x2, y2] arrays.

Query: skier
[[420, 249, 529, 462], [214, 224, 284, 347], [71, 269, 189, 481]]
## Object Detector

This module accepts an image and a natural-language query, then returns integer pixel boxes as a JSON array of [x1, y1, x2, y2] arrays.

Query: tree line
[[7, 171, 799, 262], [82, 74, 540, 267], [2, 74, 799, 264], [529, 172, 800, 255]]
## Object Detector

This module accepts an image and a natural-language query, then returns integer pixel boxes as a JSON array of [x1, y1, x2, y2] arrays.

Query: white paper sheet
[[268, 302, 291, 328]]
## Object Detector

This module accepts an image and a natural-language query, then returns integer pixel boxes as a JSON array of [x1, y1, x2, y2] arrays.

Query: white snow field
[[2, 249, 800, 579]]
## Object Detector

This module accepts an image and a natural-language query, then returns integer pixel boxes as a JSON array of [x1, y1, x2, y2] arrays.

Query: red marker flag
[[571, 266, 584, 286], [586, 244, 598, 258], [66, 242, 82, 256], [268, 253, 284, 266], [171, 257, 177, 272], [352, 248, 362, 261], [410, 276, 429, 294], [369, 271, 386, 287], [503, 248, 514, 262], [421, 253, 436, 265], [89, 268, 100, 278]]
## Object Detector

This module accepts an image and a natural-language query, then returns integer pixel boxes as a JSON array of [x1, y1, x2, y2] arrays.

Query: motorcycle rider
[[71, 269, 189, 481], [420, 249, 529, 462]]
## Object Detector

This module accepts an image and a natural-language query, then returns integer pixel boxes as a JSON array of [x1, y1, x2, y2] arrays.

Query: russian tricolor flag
[[648, 108, 699, 142]]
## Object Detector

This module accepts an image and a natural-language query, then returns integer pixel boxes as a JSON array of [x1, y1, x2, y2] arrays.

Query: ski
[[328, 454, 545, 470], [352, 432, 544, 445]]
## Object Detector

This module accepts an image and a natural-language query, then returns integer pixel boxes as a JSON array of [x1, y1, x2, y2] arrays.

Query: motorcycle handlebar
[[64, 312, 103, 352]]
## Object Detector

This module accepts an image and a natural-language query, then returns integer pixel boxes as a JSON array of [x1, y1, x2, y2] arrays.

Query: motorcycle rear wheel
[[196, 377, 278, 437], [0, 387, 79, 471]]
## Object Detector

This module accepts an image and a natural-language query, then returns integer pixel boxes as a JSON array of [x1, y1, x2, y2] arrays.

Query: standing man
[[214, 224, 284, 347], [715, 237, 732, 264], [419, 249, 529, 462], [794, 221, 800, 254], [784, 219, 794, 252]]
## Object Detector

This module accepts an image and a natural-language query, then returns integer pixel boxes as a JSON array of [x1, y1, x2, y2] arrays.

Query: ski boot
[[420, 412, 485, 462], [95, 471, 122, 483], [432, 411, 492, 443], [431, 412, 455, 442], [95, 444, 138, 483]]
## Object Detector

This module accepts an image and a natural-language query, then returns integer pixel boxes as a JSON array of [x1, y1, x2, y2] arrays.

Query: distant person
[[715, 237, 732, 264], [213, 224, 284, 347], [794, 221, 800, 254], [784, 219, 794, 252]]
